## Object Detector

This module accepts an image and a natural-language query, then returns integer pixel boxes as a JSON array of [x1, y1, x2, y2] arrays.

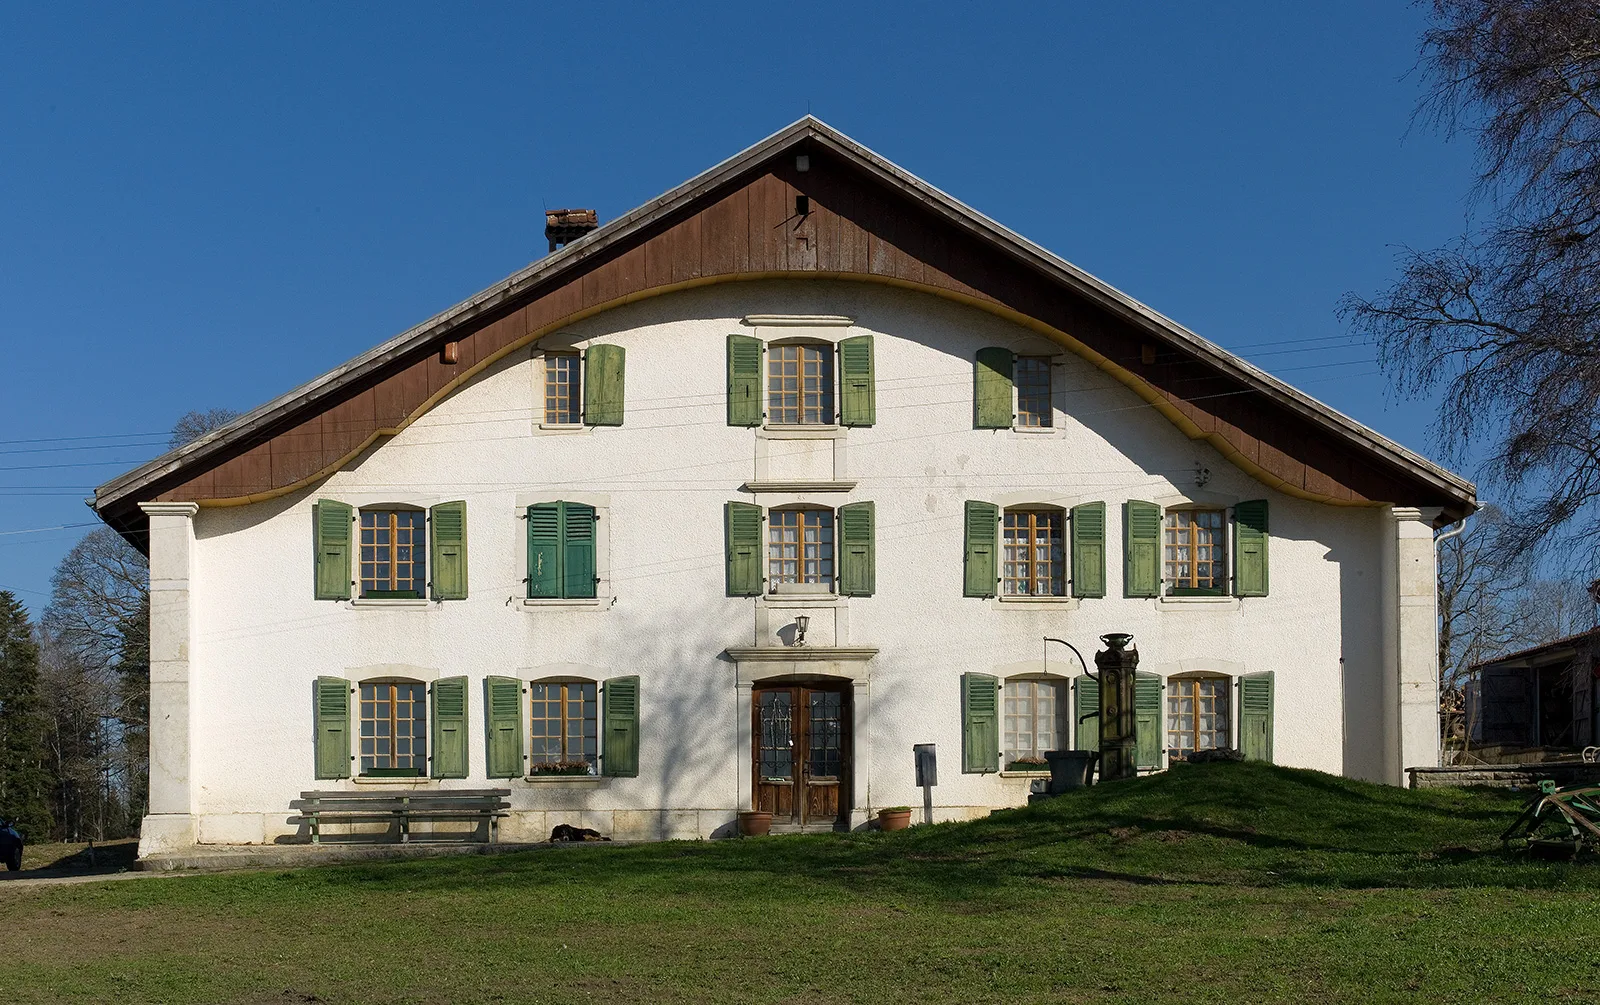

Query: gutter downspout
[[1434, 519, 1467, 763]]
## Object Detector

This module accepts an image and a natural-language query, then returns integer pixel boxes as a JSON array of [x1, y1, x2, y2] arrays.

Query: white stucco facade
[[135, 281, 1441, 853]]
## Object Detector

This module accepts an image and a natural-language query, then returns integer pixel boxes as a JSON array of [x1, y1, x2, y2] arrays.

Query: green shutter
[[727, 334, 764, 427], [602, 675, 640, 778], [584, 344, 625, 426], [314, 676, 351, 779], [974, 347, 1014, 429], [527, 504, 562, 599], [1075, 676, 1100, 752], [1135, 672, 1162, 769], [562, 503, 598, 599], [726, 502, 763, 596], [431, 676, 468, 779], [1070, 501, 1106, 598], [313, 500, 352, 601], [963, 501, 999, 597], [1233, 500, 1269, 597], [838, 501, 875, 597], [961, 673, 1000, 773], [429, 501, 468, 600], [1239, 671, 1275, 762], [1124, 501, 1161, 598], [484, 676, 524, 779], [839, 335, 875, 427]]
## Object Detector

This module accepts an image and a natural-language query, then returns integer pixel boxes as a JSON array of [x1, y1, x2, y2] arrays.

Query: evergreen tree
[[0, 591, 53, 837]]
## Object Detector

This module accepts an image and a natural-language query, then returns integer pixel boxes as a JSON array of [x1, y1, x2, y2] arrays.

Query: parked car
[[0, 819, 22, 871]]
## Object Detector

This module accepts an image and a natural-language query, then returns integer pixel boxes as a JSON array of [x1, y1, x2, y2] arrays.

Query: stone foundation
[[1407, 764, 1600, 789]]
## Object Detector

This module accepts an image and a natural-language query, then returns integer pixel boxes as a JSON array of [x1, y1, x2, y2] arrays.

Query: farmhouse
[[94, 118, 1476, 854]]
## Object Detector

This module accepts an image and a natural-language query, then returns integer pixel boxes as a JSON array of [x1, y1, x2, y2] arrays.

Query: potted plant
[[878, 806, 912, 831], [737, 810, 773, 836], [529, 759, 593, 777], [1007, 756, 1050, 773]]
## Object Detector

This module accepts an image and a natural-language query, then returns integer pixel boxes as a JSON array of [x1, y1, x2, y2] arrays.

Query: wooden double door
[[753, 682, 851, 827]]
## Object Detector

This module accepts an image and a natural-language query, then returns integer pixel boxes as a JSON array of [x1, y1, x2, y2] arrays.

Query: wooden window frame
[[529, 680, 598, 772], [1165, 674, 1231, 759], [1003, 677, 1065, 766], [1163, 507, 1226, 596], [1014, 356, 1053, 428], [1001, 508, 1066, 596], [358, 679, 427, 777], [766, 342, 835, 426], [359, 507, 426, 599], [544, 351, 582, 426], [767, 506, 835, 592]]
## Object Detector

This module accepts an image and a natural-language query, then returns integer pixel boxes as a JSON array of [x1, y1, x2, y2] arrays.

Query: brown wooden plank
[[323, 390, 377, 460], [699, 186, 745, 277], [613, 243, 648, 297], [643, 222, 672, 289], [271, 413, 324, 487], [671, 212, 703, 284], [372, 369, 411, 429]]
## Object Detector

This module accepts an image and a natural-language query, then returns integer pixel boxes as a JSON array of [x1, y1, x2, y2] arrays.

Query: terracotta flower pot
[[737, 810, 773, 837], [878, 808, 913, 831]]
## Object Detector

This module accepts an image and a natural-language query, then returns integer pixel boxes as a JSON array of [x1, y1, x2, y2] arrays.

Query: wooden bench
[[292, 789, 511, 845]]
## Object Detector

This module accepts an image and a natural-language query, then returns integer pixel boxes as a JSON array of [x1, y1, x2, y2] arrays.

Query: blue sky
[[0, 2, 1479, 611]]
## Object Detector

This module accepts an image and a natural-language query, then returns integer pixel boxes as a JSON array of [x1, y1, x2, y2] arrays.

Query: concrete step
[[767, 822, 843, 836]]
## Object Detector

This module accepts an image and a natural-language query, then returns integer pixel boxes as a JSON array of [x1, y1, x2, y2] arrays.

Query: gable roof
[[94, 116, 1476, 547]]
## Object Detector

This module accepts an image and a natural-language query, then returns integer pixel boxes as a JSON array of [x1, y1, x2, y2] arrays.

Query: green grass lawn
[[1, 763, 1596, 1004]]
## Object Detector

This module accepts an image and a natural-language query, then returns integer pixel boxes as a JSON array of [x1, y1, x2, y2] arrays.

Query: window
[[1004, 678, 1064, 766], [544, 352, 582, 425], [359, 681, 426, 776], [767, 343, 834, 425], [768, 507, 834, 590], [529, 681, 597, 773], [1014, 356, 1053, 428], [359, 508, 426, 598], [1002, 509, 1065, 596], [1163, 508, 1225, 594], [1167, 675, 1230, 758]]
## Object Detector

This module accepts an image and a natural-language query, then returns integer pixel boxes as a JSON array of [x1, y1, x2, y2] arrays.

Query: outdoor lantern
[[794, 614, 810, 646]]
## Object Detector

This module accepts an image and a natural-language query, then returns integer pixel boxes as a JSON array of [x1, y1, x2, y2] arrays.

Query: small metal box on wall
[[914, 743, 937, 787]]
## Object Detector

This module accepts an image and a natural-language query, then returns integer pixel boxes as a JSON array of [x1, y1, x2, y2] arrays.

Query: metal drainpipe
[[1434, 518, 1467, 764]]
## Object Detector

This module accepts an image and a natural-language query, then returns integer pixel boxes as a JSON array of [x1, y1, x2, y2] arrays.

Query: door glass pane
[[808, 691, 843, 780], [758, 691, 793, 780]]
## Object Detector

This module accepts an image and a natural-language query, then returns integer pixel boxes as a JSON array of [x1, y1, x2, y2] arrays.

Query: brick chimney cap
[[546, 208, 598, 227]]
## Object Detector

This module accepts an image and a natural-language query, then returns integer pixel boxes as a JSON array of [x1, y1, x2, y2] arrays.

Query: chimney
[[545, 208, 599, 252]]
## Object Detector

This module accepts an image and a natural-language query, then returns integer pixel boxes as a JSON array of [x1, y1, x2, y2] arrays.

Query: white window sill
[[522, 597, 607, 609], [537, 422, 590, 433], [350, 598, 432, 609], [761, 593, 843, 606], [757, 425, 843, 439], [992, 595, 1079, 612], [1011, 424, 1058, 435], [1156, 594, 1240, 611], [352, 776, 435, 786], [523, 774, 607, 783]]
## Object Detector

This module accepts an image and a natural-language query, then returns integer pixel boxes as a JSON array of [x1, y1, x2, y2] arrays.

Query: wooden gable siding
[[148, 149, 1437, 510]]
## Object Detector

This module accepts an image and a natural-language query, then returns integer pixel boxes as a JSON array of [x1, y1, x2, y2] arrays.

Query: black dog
[[550, 823, 611, 842]]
